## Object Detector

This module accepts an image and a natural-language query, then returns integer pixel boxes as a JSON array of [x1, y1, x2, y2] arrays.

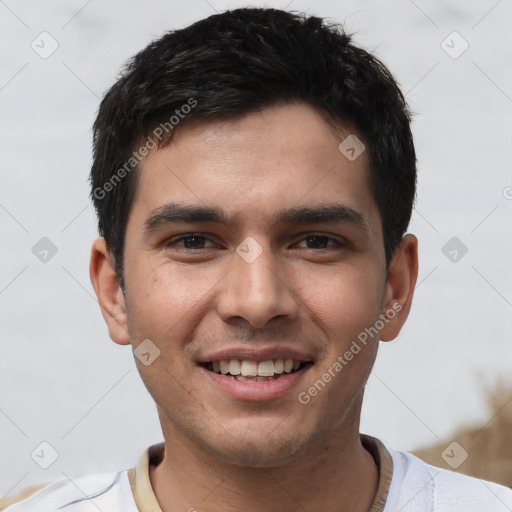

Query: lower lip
[[200, 366, 311, 402]]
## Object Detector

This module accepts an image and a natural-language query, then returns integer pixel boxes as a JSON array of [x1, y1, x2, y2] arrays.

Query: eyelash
[[163, 233, 346, 251]]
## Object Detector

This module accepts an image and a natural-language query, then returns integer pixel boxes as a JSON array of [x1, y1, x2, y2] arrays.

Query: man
[[5, 7, 512, 512]]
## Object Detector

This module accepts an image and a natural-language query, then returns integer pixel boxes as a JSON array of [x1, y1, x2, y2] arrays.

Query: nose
[[216, 242, 298, 329]]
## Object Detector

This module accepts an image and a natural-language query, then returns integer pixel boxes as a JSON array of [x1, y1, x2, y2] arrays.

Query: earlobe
[[380, 234, 419, 342], [89, 238, 131, 345]]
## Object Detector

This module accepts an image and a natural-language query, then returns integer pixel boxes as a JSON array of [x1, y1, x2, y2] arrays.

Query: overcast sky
[[1, 0, 511, 494]]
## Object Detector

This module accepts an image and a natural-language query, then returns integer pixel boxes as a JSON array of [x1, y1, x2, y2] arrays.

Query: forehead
[[130, 102, 380, 234]]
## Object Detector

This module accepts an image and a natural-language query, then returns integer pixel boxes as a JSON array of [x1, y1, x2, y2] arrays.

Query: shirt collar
[[128, 433, 393, 512]]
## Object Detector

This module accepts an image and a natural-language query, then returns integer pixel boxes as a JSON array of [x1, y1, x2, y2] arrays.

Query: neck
[[150, 413, 379, 512]]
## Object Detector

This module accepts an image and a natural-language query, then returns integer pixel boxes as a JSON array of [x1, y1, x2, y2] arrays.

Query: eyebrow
[[143, 202, 369, 234]]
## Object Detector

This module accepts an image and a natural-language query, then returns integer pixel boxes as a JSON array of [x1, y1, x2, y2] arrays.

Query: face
[[91, 102, 417, 467]]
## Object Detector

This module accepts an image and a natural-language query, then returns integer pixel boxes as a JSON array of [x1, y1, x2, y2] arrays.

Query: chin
[[203, 423, 313, 468], [215, 440, 301, 468]]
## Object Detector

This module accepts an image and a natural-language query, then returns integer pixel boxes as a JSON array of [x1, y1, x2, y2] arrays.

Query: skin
[[90, 102, 418, 512]]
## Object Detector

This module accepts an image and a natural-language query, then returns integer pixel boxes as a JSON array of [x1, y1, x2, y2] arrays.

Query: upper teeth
[[212, 359, 301, 377]]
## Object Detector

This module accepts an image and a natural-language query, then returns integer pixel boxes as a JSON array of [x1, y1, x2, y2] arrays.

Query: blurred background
[[1, 0, 511, 504]]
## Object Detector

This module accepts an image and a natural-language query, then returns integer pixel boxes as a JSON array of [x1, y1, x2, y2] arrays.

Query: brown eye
[[165, 234, 216, 250], [296, 235, 344, 250]]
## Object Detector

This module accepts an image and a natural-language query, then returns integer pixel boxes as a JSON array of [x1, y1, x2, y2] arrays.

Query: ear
[[89, 238, 131, 345], [379, 234, 419, 342]]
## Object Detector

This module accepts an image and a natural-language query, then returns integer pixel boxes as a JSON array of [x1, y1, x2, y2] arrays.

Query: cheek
[[300, 264, 384, 341], [125, 257, 220, 339], [295, 268, 383, 421], [123, 260, 218, 408]]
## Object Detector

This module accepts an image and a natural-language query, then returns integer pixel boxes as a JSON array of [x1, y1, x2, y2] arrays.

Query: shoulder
[[2, 470, 138, 512], [385, 447, 512, 511]]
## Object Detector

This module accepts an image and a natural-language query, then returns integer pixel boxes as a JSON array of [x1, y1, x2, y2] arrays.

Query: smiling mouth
[[201, 359, 311, 382]]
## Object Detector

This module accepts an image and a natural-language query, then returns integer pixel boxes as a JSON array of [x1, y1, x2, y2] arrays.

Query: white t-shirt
[[3, 435, 512, 511]]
